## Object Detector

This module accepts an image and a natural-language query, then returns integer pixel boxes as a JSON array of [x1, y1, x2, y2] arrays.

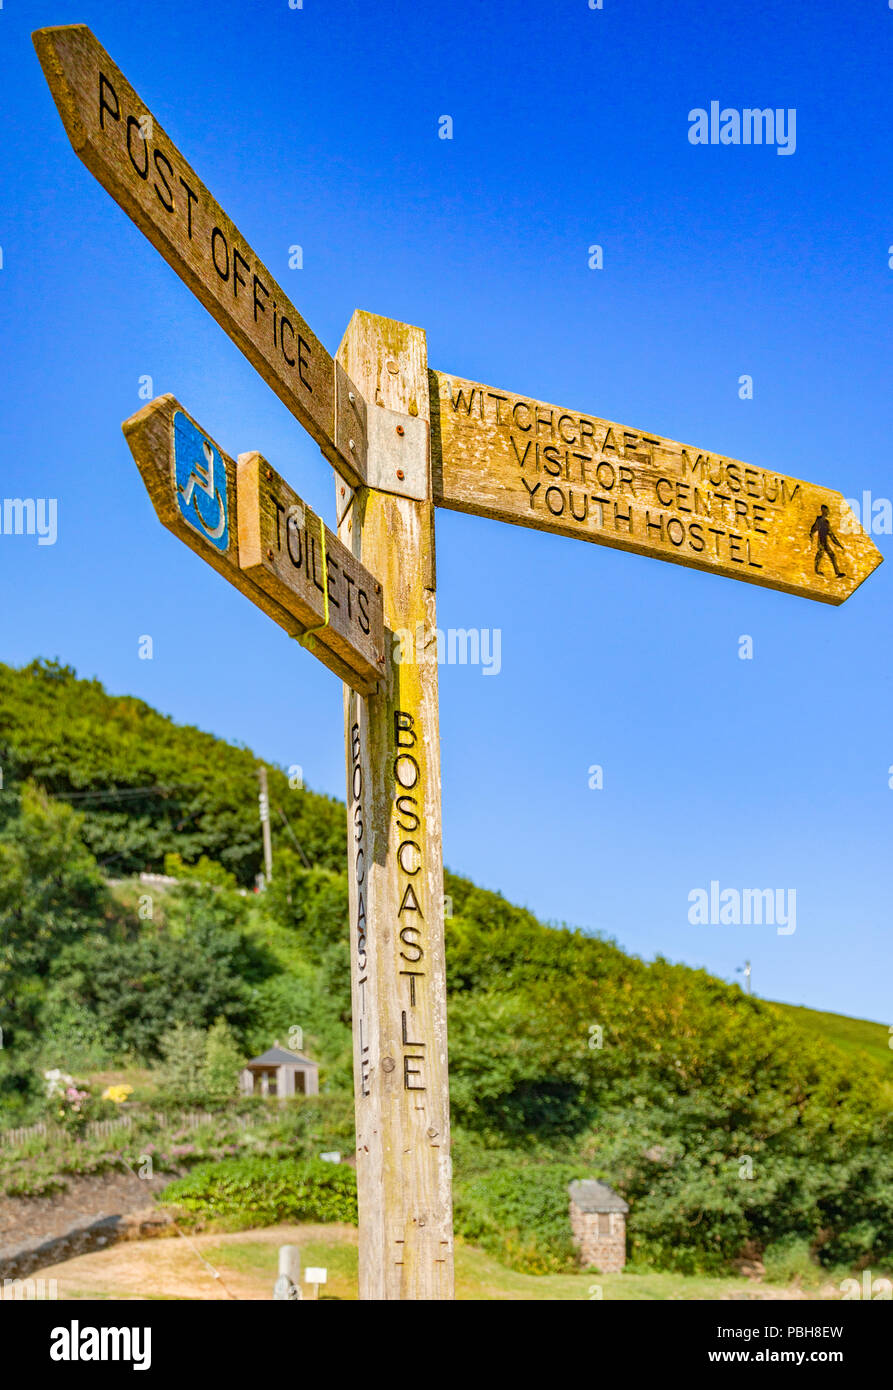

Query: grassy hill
[[771, 1003, 890, 1069], [1, 657, 890, 1276], [0, 658, 344, 883]]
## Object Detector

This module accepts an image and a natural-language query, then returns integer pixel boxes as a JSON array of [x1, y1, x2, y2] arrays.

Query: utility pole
[[258, 764, 273, 885], [737, 960, 752, 994]]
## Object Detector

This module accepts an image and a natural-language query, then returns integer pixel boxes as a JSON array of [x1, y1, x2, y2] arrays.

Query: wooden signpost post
[[335, 312, 452, 1299], [35, 23, 884, 1303]]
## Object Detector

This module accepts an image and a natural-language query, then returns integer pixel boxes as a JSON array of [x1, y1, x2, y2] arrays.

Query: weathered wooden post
[[335, 312, 454, 1300]]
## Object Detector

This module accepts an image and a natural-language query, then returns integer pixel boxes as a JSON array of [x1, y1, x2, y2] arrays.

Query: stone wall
[[570, 1203, 626, 1272], [1, 1206, 172, 1282]]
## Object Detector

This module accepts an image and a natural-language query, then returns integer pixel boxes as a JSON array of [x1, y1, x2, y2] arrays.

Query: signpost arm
[[335, 311, 454, 1300]]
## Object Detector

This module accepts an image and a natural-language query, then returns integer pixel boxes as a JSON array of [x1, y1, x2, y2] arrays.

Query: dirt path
[[18, 1223, 840, 1302], [33, 1224, 358, 1301]]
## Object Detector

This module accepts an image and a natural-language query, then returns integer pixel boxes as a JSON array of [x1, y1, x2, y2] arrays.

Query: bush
[[454, 1163, 596, 1273], [164, 853, 239, 890], [762, 1235, 819, 1286], [152, 1018, 244, 1106], [160, 1156, 357, 1227], [203, 1018, 244, 1102], [43, 1068, 92, 1130], [46, 888, 277, 1059], [154, 1023, 209, 1106]]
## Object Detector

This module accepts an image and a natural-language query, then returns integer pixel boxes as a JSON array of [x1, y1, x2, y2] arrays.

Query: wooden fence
[[0, 1109, 262, 1149]]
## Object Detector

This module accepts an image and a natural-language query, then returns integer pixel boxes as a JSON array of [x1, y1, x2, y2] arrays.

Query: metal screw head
[[396, 424, 405, 436], [349, 438, 355, 452], [396, 469, 405, 480], [266, 548, 274, 560], [381, 1056, 396, 1073], [265, 467, 273, 480], [348, 390, 355, 404], [386, 360, 399, 375], [340, 486, 345, 496]]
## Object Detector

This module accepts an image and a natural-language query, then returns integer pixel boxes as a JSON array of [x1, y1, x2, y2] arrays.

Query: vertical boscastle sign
[[336, 312, 453, 1300]]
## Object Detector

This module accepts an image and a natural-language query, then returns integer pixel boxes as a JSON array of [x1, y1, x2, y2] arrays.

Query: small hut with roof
[[239, 1042, 319, 1098]]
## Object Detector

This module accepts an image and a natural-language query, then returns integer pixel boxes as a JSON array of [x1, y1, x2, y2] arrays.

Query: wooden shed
[[240, 1043, 319, 1098]]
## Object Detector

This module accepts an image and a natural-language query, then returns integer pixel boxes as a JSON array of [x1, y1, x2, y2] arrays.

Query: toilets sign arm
[[122, 395, 385, 695]]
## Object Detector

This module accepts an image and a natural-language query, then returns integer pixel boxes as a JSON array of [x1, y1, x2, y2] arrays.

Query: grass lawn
[[37, 1224, 843, 1302]]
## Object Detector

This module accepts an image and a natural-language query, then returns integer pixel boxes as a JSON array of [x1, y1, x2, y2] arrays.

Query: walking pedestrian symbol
[[809, 504, 845, 579], [174, 411, 229, 551]]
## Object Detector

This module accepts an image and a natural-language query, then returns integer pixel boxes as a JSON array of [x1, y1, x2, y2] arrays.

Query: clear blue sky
[[2, 1, 891, 1022]]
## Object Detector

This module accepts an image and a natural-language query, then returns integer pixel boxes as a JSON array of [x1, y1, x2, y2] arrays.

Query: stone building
[[568, 1179, 629, 1272], [239, 1043, 319, 1098]]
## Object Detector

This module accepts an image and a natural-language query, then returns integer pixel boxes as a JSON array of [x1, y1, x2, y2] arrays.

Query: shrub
[[0, 781, 111, 1051], [160, 1156, 357, 1227], [43, 1068, 92, 1130], [154, 1022, 209, 1105], [454, 1163, 596, 1273], [762, 1235, 819, 1285], [163, 853, 239, 890], [47, 897, 276, 1059], [202, 1018, 243, 1102]]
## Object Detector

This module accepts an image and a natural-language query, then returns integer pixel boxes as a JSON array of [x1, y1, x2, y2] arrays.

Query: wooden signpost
[[431, 371, 883, 605], [35, 23, 884, 1303]]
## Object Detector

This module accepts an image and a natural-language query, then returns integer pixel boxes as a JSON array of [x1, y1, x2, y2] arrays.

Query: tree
[[203, 1017, 244, 1102], [47, 901, 274, 1060], [0, 782, 110, 1046], [154, 1022, 208, 1105]]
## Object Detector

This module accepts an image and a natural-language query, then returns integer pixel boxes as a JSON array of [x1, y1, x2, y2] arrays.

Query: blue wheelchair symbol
[[174, 411, 229, 551]]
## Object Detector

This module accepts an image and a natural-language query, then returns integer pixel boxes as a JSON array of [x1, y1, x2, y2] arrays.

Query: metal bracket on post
[[334, 361, 369, 484], [365, 407, 429, 500]]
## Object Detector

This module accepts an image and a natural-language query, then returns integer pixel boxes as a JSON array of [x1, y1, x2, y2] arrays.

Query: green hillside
[[771, 1003, 890, 1070], [0, 659, 344, 883], [1, 658, 890, 1276]]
